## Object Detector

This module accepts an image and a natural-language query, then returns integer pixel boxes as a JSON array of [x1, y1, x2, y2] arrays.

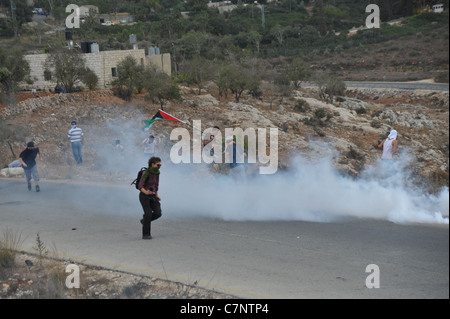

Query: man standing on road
[[68, 121, 84, 165], [19, 141, 42, 192], [138, 157, 163, 240]]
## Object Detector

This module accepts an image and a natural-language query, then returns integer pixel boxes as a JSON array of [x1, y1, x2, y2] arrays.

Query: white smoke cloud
[[87, 116, 448, 226], [160, 152, 449, 225]]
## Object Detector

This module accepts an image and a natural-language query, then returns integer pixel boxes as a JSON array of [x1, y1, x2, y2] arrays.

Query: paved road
[[344, 81, 449, 91], [302, 81, 449, 91], [0, 178, 448, 299]]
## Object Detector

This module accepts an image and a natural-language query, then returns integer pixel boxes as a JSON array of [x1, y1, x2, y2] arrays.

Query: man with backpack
[[137, 157, 162, 240]]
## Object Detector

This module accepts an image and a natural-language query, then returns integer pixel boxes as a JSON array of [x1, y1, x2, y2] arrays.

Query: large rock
[[0, 167, 24, 177]]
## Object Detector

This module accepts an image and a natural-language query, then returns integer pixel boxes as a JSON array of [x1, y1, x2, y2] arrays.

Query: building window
[[44, 70, 52, 81], [111, 67, 117, 77]]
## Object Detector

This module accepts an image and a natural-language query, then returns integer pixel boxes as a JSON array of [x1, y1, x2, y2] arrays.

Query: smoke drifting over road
[[159, 153, 449, 225], [85, 119, 448, 226]]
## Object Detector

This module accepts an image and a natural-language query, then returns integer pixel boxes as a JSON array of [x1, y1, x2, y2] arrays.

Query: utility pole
[[261, 5, 265, 29], [10, 0, 16, 20], [172, 43, 177, 73]]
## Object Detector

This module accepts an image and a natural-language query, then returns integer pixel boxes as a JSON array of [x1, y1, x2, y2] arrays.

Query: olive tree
[[45, 49, 87, 93], [0, 50, 31, 105]]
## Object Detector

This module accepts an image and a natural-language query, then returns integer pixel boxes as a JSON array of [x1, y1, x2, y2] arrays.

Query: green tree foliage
[[315, 71, 346, 104], [0, 50, 31, 102], [0, 0, 32, 37], [112, 55, 143, 94], [218, 62, 260, 102], [45, 49, 86, 93], [179, 56, 215, 94], [144, 69, 181, 107], [185, 0, 208, 13], [286, 57, 312, 88], [82, 68, 99, 90]]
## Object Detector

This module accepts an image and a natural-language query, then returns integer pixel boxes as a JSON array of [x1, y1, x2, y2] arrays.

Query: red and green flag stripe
[[144, 110, 185, 128]]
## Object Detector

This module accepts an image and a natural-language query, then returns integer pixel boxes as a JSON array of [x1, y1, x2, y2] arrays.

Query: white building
[[432, 4, 445, 13]]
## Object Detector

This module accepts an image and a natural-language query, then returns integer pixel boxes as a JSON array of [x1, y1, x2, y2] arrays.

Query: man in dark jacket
[[138, 157, 162, 239], [19, 141, 42, 192]]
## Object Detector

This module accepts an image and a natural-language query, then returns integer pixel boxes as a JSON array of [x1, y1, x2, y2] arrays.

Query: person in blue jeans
[[19, 141, 42, 192], [224, 136, 247, 183], [68, 121, 84, 165]]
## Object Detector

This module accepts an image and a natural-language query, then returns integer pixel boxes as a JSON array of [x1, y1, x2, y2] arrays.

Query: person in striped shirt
[[68, 121, 84, 165]]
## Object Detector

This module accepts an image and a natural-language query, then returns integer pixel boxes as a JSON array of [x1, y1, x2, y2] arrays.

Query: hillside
[[1, 84, 448, 193], [0, 1, 449, 85]]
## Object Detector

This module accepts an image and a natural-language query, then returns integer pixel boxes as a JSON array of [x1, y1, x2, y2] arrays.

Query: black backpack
[[131, 167, 147, 190]]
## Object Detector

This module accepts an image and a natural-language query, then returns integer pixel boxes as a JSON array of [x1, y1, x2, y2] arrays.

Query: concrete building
[[23, 49, 171, 91]]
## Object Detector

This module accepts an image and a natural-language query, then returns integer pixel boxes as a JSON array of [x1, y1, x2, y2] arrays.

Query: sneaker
[[28, 183, 31, 191], [35, 185, 40, 192], [142, 235, 152, 240]]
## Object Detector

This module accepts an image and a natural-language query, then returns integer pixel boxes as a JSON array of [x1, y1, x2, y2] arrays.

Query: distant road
[[344, 81, 449, 91], [302, 81, 449, 92]]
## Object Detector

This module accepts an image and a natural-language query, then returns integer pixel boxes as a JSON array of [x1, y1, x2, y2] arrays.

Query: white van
[[433, 4, 444, 13]]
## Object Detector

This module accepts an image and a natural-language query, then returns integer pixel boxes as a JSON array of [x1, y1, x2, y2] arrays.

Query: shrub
[[0, 228, 23, 271], [112, 86, 133, 101], [356, 107, 367, 115], [294, 99, 310, 112], [435, 71, 449, 84], [82, 68, 98, 91], [314, 108, 327, 119]]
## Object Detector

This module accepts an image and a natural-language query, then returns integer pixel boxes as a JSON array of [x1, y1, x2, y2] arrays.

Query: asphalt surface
[[344, 81, 449, 91], [302, 81, 449, 91], [0, 178, 448, 299]]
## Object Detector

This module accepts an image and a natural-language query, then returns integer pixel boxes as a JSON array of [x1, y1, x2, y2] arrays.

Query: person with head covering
[[137, 156, 163, 240], [19, 141, 42, 192], [141, 135, 157, 158], [68, 120, 84, 165], [378, 129, 399, 160]]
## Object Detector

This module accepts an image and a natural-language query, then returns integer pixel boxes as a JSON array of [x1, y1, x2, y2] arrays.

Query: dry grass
[[0, 228, 24, 279]]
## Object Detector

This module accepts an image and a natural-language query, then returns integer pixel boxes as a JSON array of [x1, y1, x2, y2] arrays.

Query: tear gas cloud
[[161, 154, 449, 225], [85, 118, 449, 226]]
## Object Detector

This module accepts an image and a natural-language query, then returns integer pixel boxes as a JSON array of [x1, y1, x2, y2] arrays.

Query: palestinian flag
[[144, 110, 185, 129]]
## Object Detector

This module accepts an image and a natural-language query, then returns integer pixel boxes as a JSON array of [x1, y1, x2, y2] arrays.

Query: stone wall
[[146, 53, 172, 76], [88, 49, 146, 88], [24, 54, 54, 91]]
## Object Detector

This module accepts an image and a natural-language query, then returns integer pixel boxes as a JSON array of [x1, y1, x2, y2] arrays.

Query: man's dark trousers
[[139, 192, 162, 236]]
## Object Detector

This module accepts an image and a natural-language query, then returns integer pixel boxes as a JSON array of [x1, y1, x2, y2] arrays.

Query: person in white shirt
[[378, 130, 399, 160], [142, 135, 157, 157], [68, 121, 84, 165]]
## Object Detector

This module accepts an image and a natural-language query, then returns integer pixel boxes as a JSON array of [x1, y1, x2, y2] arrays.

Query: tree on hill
[[218, 61, 260, 102], [286, 57, 312, 88], [179, 56, 215, 95], [0, 0, 32, 37], [112, 55, 143, 95], [45, 49, 87, 93], [144, 68, 181, 108], [0, 50, 31, 105]]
